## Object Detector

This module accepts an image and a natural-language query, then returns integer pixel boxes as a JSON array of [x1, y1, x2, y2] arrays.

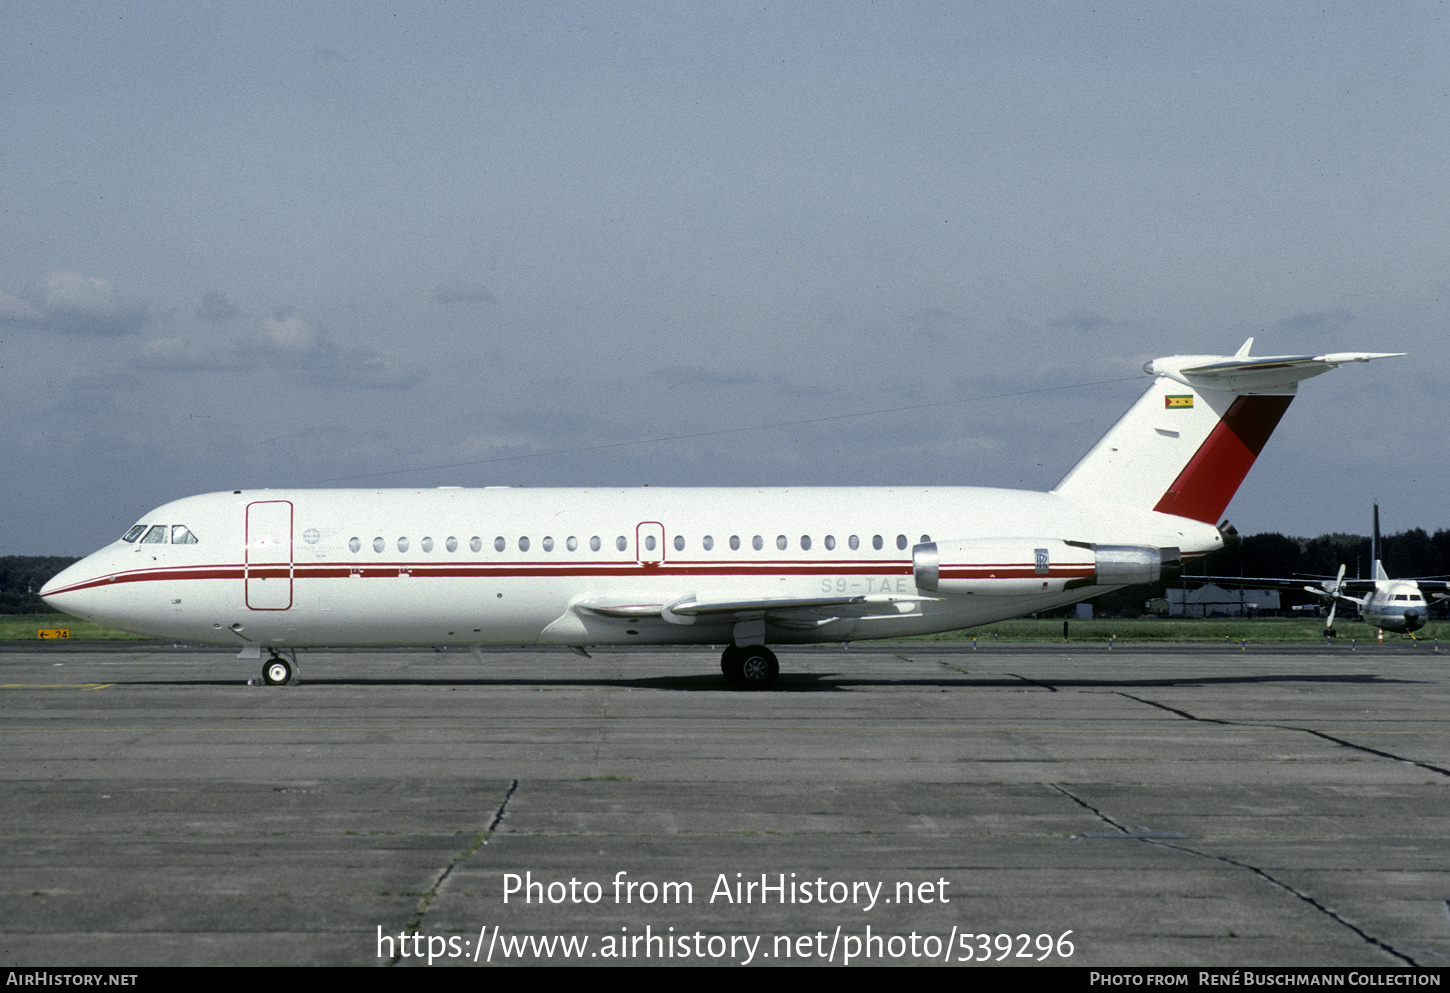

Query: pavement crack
[[1006, 672, 1058, 691], [387, 779, 519, 966], [1115, 692, 1232, 724], [1116, 692, 1450, 779], [1059, 732, 1424, 967], [925, 655, 971, 675], [1291, 727, 1450, 779], [1048, 784, 1132, 833], [1150, 841, 1420, 967]]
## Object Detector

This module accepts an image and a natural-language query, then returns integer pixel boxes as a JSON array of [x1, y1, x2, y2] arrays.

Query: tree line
[[0, 557, 80, 614], [1090, 527, 1450, 615]]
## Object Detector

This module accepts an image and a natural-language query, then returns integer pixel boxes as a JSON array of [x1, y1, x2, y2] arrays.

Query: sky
[[3, 1, 1447, 556]]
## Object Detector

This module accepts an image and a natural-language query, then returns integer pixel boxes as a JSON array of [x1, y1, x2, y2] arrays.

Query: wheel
[[263, 657, 292, 685], [720, 646, 745, 684], [735, 646, 778, 689]]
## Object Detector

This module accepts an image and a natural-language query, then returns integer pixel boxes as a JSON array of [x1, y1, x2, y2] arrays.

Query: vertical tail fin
[[1372, 501, 1388, 581], [1052, 342, 1403, 523]]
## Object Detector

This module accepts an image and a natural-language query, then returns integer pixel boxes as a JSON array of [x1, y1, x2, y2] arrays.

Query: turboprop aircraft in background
[[42, 339, 1400, 687], [1191, 503, 1449, 637]]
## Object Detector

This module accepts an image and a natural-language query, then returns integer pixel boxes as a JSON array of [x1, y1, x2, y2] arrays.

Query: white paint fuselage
[[42, 486, 1222, 650]]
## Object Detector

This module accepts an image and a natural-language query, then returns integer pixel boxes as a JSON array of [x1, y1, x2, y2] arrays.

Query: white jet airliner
[[41, 340, 1399, 687]]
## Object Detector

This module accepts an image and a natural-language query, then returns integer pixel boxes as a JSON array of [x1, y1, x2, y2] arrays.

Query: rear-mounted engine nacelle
[[913, 539, 1181, 596]]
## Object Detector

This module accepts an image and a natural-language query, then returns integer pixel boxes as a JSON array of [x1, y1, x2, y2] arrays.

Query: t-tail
[[1052, 339, 1403, 523], [1372, 500, 1389, 584]]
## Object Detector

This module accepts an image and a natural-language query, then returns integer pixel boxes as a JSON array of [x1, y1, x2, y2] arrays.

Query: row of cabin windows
[[345, 533, 930, 555], [121, 524, 199, 544]]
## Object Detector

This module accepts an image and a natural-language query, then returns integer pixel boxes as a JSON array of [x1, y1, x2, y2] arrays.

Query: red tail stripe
[[1153, 394, 1293, 524]]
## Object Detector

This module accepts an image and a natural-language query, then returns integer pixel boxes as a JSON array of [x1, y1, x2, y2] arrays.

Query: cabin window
[[470, 536, 482, 553], [397, 537, 410, 553], [421, 537, 434, 553], [373, 537, 385, 552], [171, 526, 198, 545], [674, 535, 685, 551], [730, 535, 740, 551], [920, 534, 930, 544], [849, 535, 860, 550], [800, 535, 811, 551], [752, 535, 764, 551], [542, 536, 554, 552], [644, 535, 656, 552], [567, 536, 578, 552], [616, 536, 627, 551], [122, 525, 146, 542], [824, 535, 835, 550], [141, 525, 168, 544], [519, 537, 530, 552], [896, 534, 908, 550], [776, 535, 788, 551], [703, 535, 714, 551], [495, 537, 506, 552], [446, 537, 458, 552], [872, 535, 883, 550], [349, 537, 361, 553], [590, 536, 601, 552]]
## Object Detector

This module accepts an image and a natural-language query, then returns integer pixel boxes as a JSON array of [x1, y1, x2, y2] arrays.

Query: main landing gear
[[720, 644, 779, 689], [262, 651, 294, 686]]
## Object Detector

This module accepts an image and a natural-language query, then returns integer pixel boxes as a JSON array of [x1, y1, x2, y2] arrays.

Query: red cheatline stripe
[[1153, 394, 1293, 524], [44, 549, 1212, 597]]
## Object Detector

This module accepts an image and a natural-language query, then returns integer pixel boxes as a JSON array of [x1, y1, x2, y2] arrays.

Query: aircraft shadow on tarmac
[[113, 671, 1420, 692]]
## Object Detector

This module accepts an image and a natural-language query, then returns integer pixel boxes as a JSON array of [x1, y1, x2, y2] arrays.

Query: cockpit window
[[122, 525, 146, 542], [140, 525, 169, 544], [171, 525, 198, 545]]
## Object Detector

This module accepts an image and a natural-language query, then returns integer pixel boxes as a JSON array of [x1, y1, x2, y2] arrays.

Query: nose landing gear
[[262, 651, 296, 686]]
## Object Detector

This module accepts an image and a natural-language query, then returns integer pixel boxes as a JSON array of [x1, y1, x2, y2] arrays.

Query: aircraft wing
[[577, 592, 932, 623]]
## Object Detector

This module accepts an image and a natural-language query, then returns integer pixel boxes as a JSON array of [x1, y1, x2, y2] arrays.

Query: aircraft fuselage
[[42, 485, 1220, 651]]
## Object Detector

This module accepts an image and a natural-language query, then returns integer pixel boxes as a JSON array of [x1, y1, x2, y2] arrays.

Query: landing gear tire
[[720, 647, 744, 684], [263, 656, 292, 686], [721, 645, 778, 688]]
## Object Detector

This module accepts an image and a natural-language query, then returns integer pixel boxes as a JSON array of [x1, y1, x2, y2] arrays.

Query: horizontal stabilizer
[[1146, 339, 1403, 394], [1055, 339, 1402, 522]]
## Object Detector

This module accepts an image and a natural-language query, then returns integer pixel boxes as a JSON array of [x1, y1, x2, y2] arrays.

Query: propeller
[[1317, 564, 1347, 636]]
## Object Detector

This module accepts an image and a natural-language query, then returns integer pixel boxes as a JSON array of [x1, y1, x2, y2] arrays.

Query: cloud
[[433, 280, 498, 304], [249, 308, 421, 389], [317, 356, 425, 390], [196, 291, 240, 324], [134, 336, 243, 371], [308, 45, 351, 65], [1050, 309, 1112, 331], [255, 309, 326, 353], [1278, 309, 1354, 331], [13, 271, 148, 335], [0, 290, 46, 324], [902, 307, 968, 343]]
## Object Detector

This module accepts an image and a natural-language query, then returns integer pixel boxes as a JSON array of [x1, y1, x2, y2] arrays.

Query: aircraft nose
[[1404, 608, 1423, 631], [39, 558, 104, 618]]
